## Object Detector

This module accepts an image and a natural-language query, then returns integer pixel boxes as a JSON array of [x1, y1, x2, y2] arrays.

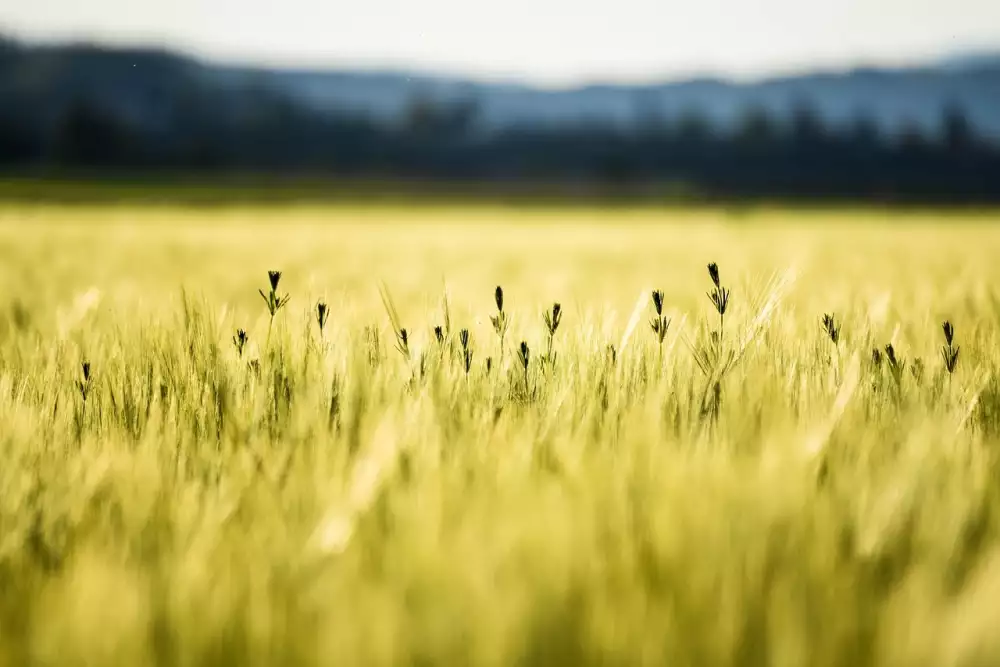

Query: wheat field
[[2, 203, 1000, 666]]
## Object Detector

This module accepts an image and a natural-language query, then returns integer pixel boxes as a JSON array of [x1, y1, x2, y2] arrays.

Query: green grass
[[2, 203, 1000, 666]]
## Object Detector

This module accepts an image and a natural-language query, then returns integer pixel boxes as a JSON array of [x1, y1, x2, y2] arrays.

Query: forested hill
[[2, 37, 1000, 201]]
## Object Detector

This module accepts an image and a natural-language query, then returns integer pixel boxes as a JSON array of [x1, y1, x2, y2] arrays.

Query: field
[[2, 202, 1000, 666]]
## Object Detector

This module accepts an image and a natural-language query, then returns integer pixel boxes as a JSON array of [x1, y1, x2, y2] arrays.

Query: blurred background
[[1, 0, 999, 203]]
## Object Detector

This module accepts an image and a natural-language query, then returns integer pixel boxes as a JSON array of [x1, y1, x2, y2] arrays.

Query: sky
[[2, 0, 1000, 85]]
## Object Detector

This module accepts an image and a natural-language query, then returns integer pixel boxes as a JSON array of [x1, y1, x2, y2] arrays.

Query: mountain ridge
[[2, 35, 1000, 137]]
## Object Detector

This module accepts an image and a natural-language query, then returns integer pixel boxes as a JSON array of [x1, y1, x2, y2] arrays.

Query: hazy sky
[[2, 0, 999, 85]]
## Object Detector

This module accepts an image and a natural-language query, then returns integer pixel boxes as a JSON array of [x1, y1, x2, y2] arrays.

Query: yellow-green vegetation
[[3, 203, 1000, 666]]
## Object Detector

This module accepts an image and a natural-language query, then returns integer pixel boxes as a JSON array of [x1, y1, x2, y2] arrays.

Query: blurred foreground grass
[[2, 203, 1000, 666]]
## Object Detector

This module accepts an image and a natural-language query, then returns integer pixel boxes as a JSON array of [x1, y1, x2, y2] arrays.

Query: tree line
[[1, 92, 999, 202]]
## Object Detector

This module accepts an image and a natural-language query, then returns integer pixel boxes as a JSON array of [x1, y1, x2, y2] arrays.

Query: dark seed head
[[518, 341, 530, 369], [268, 271, 282, 291], [81, 362, 91, 382], [233, 329, 248, 356], [545, 302, 563, 335], [651, 290, 664, 316], [316, 302, 329, 329], [884, 343, 897, 366], [399, 328, 408, 346], [872, 348, 882, 366], [459, 329, 470, 349], [707, 263, 720, 288], [434, 326, 444, 344], [942, 321, 955, 346], [821, 313, 840, 344], [495, 286, 504, 313]]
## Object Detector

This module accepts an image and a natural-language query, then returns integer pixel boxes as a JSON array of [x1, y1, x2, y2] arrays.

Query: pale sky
[[2, 0, 999, 85]]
